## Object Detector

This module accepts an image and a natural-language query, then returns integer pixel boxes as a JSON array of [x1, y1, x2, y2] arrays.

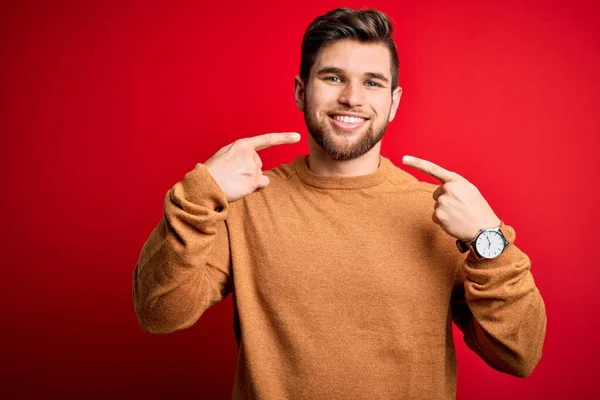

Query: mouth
[[327, 113, 369, 132]]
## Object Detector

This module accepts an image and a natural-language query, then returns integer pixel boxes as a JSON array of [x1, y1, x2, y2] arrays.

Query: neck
[[306, 135, 382, 177]]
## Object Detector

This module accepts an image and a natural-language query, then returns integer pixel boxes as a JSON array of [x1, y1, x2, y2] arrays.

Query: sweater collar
[[294, 154, 392, 189]]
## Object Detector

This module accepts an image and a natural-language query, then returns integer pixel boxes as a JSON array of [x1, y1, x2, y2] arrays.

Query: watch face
[[475, 230, 505, 259]]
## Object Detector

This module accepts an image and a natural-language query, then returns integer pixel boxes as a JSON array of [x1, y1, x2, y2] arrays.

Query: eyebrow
[[315, 67, 390, 84]]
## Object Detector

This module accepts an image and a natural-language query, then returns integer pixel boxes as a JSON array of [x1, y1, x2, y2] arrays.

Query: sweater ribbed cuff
[[179, 163, 229, 214]]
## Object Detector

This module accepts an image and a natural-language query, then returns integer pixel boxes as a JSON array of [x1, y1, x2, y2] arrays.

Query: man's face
[[295, 39, 402, 161]]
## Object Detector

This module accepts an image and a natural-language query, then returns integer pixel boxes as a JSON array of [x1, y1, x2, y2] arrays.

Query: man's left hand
[[402, 155, 501, 242]]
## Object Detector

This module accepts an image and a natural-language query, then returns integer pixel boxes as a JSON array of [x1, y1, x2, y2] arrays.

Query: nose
[[338, 81, 364, 107]]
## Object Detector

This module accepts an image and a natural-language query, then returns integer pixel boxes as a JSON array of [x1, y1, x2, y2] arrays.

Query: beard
[[303, 103, 390, 161]]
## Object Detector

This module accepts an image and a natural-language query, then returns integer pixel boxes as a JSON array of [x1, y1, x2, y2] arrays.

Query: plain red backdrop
[[1, 0, 599, 398]]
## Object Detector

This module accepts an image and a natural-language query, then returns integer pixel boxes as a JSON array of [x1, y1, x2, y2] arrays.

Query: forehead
[[312, 39, 391, 78]]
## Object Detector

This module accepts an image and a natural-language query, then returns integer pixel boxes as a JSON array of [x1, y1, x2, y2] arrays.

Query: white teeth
[[333, 115, 365, 124]]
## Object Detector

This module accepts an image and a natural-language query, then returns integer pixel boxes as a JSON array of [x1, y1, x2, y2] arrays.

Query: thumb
[[256, 174, 270, 190]]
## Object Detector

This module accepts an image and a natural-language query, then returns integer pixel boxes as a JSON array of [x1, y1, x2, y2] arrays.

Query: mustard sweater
[[133, 155, 547, 399]]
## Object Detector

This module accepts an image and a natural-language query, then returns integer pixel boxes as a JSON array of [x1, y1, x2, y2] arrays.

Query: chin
[[304, 112, 386, 161], [321, 134, 378, 161]]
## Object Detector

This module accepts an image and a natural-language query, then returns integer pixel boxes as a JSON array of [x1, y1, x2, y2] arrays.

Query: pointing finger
[[402, 155, 458, 183], [246, 132, 301, 151]]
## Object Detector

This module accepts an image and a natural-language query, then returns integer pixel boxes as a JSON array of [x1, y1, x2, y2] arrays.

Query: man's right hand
[[204, 132, 301, 203]]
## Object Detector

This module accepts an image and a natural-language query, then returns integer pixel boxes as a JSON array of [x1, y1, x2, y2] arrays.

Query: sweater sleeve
[[450, 222, 547, 377], [133, 163, 233, 334]]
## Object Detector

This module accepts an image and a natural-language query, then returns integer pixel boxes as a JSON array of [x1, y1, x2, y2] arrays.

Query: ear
[[294, 75, 305, 112], [388, 86, 402, 122]]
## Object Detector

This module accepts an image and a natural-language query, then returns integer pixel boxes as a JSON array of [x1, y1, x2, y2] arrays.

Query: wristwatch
[[456, 221, 512, 260]]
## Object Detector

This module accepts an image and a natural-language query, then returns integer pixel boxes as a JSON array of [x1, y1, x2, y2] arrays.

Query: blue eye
[[325, 76, 342, 83], [365, 81, 381, 87]]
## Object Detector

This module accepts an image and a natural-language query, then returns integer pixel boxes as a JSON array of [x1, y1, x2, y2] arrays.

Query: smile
[[328, 114, 369, 131]]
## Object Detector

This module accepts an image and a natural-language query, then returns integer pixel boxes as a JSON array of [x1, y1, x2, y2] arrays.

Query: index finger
[[245, 132, 301, 151], [402, 155, 457, 183]]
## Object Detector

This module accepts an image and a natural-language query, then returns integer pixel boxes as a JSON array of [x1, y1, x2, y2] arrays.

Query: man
[[133, 7, 546, 399]]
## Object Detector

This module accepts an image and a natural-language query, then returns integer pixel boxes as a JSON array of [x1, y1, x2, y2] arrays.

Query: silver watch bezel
[[473, 228, 508, 259]]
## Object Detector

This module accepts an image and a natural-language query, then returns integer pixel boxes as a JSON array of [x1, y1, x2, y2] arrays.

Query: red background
[[1, 0, 599, 398]]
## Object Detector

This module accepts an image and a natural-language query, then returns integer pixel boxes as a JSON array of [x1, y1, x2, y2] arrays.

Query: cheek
[[305, 91, 321, 111], [307, 84, 338, 110], [370, 96, 392, 117]]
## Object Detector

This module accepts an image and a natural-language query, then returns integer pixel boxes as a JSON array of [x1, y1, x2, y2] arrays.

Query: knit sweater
[[133, 154, 547, 400]]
